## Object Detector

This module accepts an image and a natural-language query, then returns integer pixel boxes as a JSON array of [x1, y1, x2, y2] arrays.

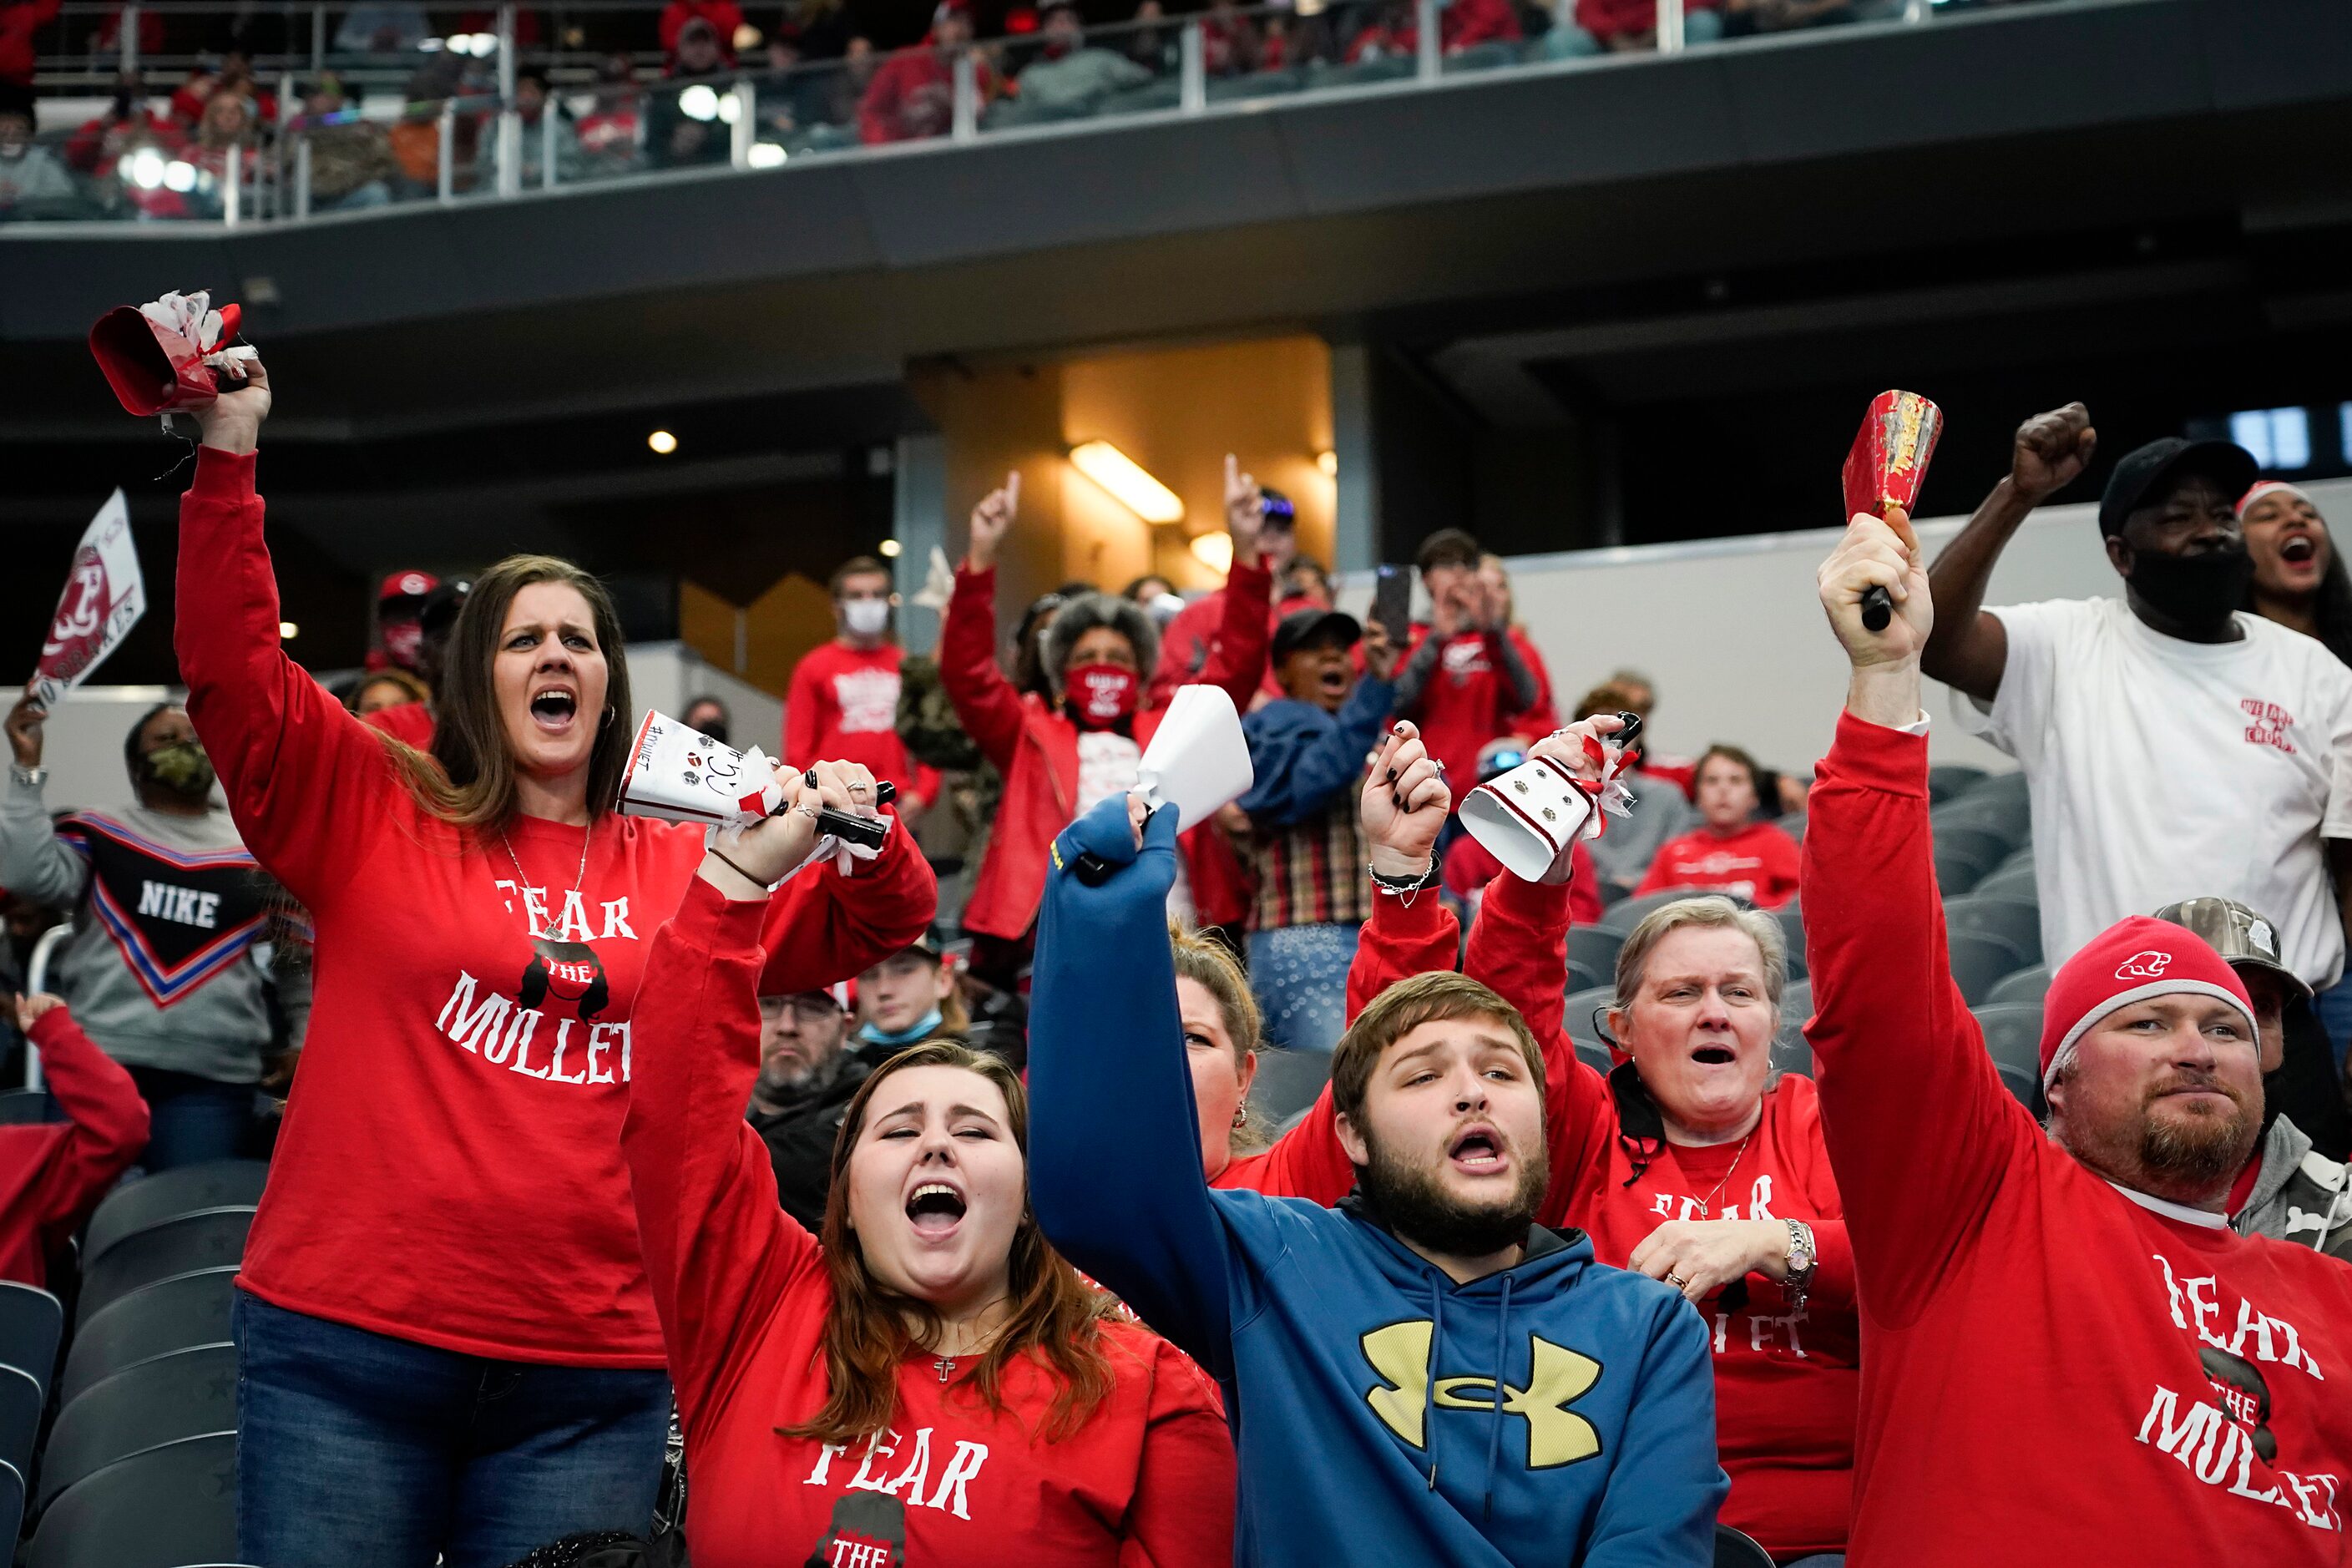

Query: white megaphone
[[1137, 683, 1254, 832]]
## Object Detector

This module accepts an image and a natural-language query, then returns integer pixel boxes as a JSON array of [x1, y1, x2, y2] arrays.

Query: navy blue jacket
[[1029, 796, 1728, 1567], [1235, 675, 1396, 828]]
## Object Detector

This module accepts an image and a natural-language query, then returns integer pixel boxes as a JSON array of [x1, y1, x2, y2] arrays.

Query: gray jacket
[[2233, 1114, 2352, 1264], [0, 773, 301, 1085]]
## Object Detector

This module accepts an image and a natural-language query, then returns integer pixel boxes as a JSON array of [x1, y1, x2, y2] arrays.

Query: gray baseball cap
[[2152, 897, 2311, 999]]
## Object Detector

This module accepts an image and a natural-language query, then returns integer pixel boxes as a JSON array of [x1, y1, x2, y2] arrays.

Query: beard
[[2137, 1079, 2258, 1191], [1356, 1120, 1548, 1260]]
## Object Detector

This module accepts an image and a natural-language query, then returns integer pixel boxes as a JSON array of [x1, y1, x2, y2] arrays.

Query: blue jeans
[[234, 1292, 672, 1568], [1248, 923, 1361, 1055], [127, 1066, 250, 1169]]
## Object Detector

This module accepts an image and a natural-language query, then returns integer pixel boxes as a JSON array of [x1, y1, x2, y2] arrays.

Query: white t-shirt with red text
[[1960, 598, 2352, 987]]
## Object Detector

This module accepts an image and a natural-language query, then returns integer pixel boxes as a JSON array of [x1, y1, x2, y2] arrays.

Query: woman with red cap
[[940, 467, 1271, 983]]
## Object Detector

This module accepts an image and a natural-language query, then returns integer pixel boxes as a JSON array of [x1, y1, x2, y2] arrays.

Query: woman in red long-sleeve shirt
[[175, 359, 936, 1568], [0, 995, 149, 1287], [622, 773, 1232, 1565], [1348, 724, 1858, 1565]]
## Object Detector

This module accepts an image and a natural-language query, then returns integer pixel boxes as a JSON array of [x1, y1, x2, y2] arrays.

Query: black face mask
[[2127, 544, 2255, 630]]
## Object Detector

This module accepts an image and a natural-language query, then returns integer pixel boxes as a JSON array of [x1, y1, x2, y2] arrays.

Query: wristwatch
[[1783, 1219, 1818, 1313], [8, 763, 44, 789]]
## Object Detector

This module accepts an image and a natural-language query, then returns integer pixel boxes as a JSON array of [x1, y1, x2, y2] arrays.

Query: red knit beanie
[[2040, 916, 2257, 1090]]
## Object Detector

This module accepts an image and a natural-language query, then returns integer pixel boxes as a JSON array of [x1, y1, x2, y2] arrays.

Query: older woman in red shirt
[[623, 766, 1233, 1565]]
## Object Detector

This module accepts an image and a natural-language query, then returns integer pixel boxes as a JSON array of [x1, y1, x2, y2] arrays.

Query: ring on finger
[[1663, 1272, 1688, 1289]]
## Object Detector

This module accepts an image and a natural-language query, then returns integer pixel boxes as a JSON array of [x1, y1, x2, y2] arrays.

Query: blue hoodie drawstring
[[1425, 1281, 1445, 1491], [1482, 1273, 1513, 1521]]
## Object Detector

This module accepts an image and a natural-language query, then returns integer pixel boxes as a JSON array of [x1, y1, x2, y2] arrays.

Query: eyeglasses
[[763, 995, 843, 1021]]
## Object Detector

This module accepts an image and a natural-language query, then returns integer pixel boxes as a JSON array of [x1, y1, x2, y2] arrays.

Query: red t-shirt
[[175, 448, 936, 1365], [1399, 625, 1539, 793], [623, 882, 1235, 1565], [784, 640, 939, 808], [1807, 712, 2352, 1565], [0, 1009, 149, 1287], [1638, 821, 1802, 909], [1349, 873, 1859, 1558]]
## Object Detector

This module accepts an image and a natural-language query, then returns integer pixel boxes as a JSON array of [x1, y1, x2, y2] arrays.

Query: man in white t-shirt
[[1921, 403, 2352, 1020]]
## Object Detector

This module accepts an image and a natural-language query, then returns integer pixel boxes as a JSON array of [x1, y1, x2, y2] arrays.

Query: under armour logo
[[2117, 950, 2173, 980], [1360, 1322, 1604, 1469]]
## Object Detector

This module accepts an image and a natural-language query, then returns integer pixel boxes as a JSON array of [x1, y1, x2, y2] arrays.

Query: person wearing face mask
[[787, 555, 938, 824], [857, 936, 967, 1050], [1925, 407, 2352, 1143], [1636, 744, 1801, 909], [2, 691, 295, 1169], [169, 357, 937, 1567], [621, 783, 1234, 1566], [942, 468, 1271, 958], [1346, 721, 1858, 1565]]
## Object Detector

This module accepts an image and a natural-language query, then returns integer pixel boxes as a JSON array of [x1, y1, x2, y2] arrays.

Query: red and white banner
[[34, 490, 145, 708]]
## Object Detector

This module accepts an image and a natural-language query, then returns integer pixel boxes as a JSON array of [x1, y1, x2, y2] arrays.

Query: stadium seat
[[1773, 905, 1808, 980], [0, 1459, 21, 1557], [1574, 1039, 1614, 1076], [1565, 959, 1601, 994], [0, 1363, 38, 1479], [77, 1209, 256, 1329], [1933, 825, 2014, 876], [1925, 764, 1989, 803], [28, 1431, 238, 1568], [1562, 986, 1616, 1045], [1932, 797, 2031, 849], [1251, 1048, 1332, 1125], [1932, 847, 1994, 898], [1714, 1523, 1776, 1568], [1941, 898, 2042, 964], [1779, 979, 1813, 1028], [1769, 1028, 1813, 1079], [1947, 933, 2030, 1006], [1985, 964, 2051, 1006], [1775, 811, 1804, 843], [1598, 888, 1743, 938], [0, 1282, 63, 1401], [84, 1161, 269, 1266], [1970, 860, 2040, 903], [37, 1344, 237, 1514], [58, 1268, 238, 1408], [1566, 925, 1624, 984], [1973, 1004, 2046, 1115], [0, 1090, 61, 1125]]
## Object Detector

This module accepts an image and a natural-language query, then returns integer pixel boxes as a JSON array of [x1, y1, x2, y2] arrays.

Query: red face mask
[[1065, 663, 1139, 730]]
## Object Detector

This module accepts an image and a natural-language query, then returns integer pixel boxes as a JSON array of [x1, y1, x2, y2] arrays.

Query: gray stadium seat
[[1925, 764, 1989, 802], [1563, 986, 1616, 1045], [1778, 979, 1813, 1029], [1941, 898, 2042, 964], [37, 1343, 238, 1513], [1251, 1049, 1332, 1125], [0, 1363, 38, 1478], [1574, 1039, 1614, 1076], [77, 1209, 255, 1329], [0, 1282, 63, 1401], [1714, 1523, 1776, 1568], [1769, 1028, 1813, 1079], [1984, 964, 2051, 1006], [1565, 959, 1602, 994], [0, 1090, 61, 1125], [28, 1431, 238, 1568], [1566, 926, 1624, 984], [58, 1268, 238, 1408], [1773, 905, 1808, 980], [0, 1459, 20, 1559], [1599, 888, 1745, 938], [1973, 1003, 2046, 1115], [1933, 796, 2031, 847], [1970, 860, 2040, 903], [1947, 933, 2030, 1006], [1934, 826, 2014, 875], [85, 1161, 269, 1266]]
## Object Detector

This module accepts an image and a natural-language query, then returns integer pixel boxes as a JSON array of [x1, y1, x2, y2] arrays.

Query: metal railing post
[[1657, 0, 1685, 53], [496, 110, 521, 195], [1179, 21, 1204, 111], [950, 51, 977, 140], [496, 3, 517, 99], [119, 1, 139, 76], [24, 925, 69, 1090], [542, 94, 559, 187], [437, 98, 456, 202], [311, 3, 326, 73], [1416, 0, 1439, 79], [294, 134, 312, 218], [1902, 0, 1930, 21], [222, 142, 240, 225], [730, 78, 755, 166]]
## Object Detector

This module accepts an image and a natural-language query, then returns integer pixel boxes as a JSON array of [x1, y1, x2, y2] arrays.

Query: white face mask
[[843, 598, 891, 637]]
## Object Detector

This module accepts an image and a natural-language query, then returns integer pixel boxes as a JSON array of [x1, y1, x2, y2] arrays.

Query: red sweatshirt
[[622, 878, 1235, 1566], [1637, 821, 1802, 909], [784, 640, 939, 810], [360, 699, 435, 751], [175, 448, 936, 1366], [0, 1009, 149, 1287], [1348, 873, 1859, 1559], [1806, 711, 2352, 1565], [1398, 625, 1540, 793]]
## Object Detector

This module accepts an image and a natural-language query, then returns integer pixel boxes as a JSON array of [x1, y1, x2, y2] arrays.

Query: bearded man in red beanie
[[1798, 503, 2352, 1567]]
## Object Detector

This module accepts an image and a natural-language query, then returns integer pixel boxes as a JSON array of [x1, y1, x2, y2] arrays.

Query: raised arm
[[621, 763, 862, 1426], [1192, 454, 1276, 712], [937, 473, 1028, 773], [15, 999, 149, 1261], [1, 692, 90, 909], [1028, 796, 1237, 1372], [1807, 509, 2040, 1328], [752, 797, 937, 999], [175, 361, 398, 908], [1920, 402, 2097, 701]]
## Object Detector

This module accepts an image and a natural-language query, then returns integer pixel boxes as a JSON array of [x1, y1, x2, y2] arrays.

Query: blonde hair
[[1610, 895, 1787, 1023], [1170, 926, 1271, 1152]]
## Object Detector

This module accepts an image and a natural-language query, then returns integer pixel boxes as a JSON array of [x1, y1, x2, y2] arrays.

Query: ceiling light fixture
[[1189, 532, 1232, 574], [1068, 440, 1182, 524], [647, 429, 678, 455]]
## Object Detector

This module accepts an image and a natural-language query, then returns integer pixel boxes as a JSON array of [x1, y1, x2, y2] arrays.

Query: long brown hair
[[782, 1039, 1118, 1448], [379, 555, 635, 832]]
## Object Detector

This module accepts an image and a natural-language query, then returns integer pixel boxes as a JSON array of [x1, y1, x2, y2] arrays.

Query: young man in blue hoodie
[[1029, 733, 1727, 1567], [1234, 605, 1401, 1053]]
